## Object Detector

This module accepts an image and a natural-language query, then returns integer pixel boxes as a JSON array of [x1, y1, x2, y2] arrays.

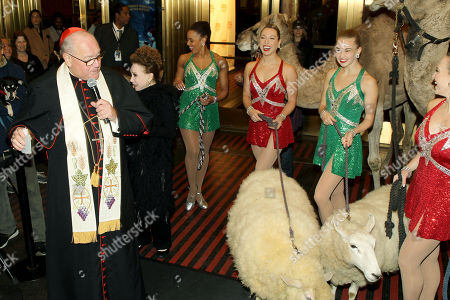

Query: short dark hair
[[28, 9, 42, 29], [189, 21, 211, 47], [113, 3, 127, 22], [337, 29, 361, 48]]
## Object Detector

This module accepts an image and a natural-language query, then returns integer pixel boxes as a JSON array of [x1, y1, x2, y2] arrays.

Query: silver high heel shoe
[[196, 192, 208, 209], [186, 192, 196, 211]]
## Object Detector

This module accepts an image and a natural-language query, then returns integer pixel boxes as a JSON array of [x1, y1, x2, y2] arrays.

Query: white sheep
[[320, 184, 409, 300], [227, 169, 333, 300]]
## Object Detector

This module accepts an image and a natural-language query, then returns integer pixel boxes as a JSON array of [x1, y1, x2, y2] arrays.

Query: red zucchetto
[[59, 27, 87, 47]]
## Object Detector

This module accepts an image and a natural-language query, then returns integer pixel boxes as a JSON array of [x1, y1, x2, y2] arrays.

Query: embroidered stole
[[57, 63, 121, 244]]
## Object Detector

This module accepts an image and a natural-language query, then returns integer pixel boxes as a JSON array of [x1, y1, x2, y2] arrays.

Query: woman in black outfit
[[11, 32, 44, 82], [127, 45, 178, 256]]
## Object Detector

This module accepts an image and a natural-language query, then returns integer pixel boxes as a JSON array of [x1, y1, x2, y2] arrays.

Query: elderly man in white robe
[[10, 28, 152, 300]]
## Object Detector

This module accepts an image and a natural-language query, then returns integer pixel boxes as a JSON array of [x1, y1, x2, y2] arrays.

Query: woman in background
[[11, 32, 44, 82], [173, 21, 229, 211], [23, 9, 53, 69], [127, 45, 178, 256]]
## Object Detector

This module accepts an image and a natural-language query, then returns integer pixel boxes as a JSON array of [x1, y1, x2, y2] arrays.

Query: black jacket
[[94, 23, 139, 68]]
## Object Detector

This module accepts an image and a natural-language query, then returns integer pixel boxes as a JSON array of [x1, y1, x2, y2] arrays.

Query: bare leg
[[251, 144, 263, 161], [253, 134, 278, 170], [195, 130, 215, 192], [314, 157, 344, 223], [330, 179, 345, 210], [180, 129, 200, 199], [398, 226, 440, 300], [419, 244, 440, 300]]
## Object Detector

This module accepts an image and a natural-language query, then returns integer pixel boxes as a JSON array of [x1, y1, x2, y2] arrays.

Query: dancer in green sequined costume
[[313, 29, 378, 223], [174, 21, 229, 211]]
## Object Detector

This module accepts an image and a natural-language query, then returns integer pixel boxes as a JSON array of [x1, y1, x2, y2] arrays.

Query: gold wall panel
[[0, 0, 41, 39], [79, 0, 87, 29], [337, 0, 364, 35], [210, 0, 235, 70], [261, 0, 270, 18], [161, 0, 209, 83]]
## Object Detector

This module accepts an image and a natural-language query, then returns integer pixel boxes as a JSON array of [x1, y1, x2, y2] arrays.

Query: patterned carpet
[[139, 131, 449, 300]]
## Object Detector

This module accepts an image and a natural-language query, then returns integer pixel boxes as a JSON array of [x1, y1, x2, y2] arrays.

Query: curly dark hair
[[130, 45, 163, 82]]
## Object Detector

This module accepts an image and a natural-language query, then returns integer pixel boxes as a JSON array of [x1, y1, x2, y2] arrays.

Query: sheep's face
[[333, 214, 382, 283], [345, 232, 381, 282]]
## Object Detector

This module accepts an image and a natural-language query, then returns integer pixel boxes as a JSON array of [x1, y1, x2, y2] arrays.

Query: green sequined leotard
[[313, 67, 366, 178], [178, 51, 220, 131]]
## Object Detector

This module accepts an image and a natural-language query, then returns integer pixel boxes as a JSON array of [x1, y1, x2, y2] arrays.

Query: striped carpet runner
[[140, 131, 449, 300]]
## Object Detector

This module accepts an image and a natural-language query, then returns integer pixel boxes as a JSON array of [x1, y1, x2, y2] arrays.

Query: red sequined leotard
[[405, 99, 450, 241], [246, 60, 294, 149]]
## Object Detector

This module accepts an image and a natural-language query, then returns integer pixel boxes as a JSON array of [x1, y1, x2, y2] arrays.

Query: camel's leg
[[348, 282, 359, 300], [402, 101, 417, 157], [368, 91, 385, 188]]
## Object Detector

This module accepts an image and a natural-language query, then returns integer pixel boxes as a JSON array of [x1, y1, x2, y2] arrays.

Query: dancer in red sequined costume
[[394, 53, 450, 300], [243, 24, 298, 170]]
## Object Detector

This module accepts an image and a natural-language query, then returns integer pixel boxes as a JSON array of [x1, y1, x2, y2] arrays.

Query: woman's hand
[[174, 79, 185, 91], [341, 130, 355, 148], [393, 168, 410, 187], [269, 115, 284, 130], [199, 94, 217, 106], [248, 108, 263, 122], [320, 110, 336, 125]]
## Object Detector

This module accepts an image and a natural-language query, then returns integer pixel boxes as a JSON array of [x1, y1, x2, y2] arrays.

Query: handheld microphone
[[87, 78, 109, 124]]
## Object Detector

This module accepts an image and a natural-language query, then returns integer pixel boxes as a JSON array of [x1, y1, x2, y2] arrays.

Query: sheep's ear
[[323, 271, 333, 281], [333, 218, 348, 242], [364, 214, 375, 233], [282, 13, 289, 24], [280, 275, 302, 289]]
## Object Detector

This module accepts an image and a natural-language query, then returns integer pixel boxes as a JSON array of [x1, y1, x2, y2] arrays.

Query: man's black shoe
[[34, 241, 46, 256]]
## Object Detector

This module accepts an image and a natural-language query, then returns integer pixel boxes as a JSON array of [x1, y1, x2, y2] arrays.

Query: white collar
[[112, 22, 124, 32]]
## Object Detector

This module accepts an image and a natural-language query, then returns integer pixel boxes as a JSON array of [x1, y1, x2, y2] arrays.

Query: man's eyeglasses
[[67, 50, 104, 66]]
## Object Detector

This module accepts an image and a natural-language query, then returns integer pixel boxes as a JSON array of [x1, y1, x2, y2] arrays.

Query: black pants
[[151, 214, 172, 251]]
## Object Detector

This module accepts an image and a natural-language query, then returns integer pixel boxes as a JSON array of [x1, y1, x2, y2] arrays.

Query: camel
[[236, 13, 415, 188], [371, 0, 450, 117]]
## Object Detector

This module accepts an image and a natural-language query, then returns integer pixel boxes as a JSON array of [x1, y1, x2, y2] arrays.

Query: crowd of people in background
[[0, 3, 448, 300]]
